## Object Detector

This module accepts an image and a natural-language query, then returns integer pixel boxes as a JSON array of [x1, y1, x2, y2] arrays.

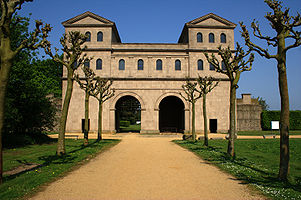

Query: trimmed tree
[[197, 76, 219, 146], [44, 31, 88, 155], [74, 64, 94, 146], [90, 77, 114, 141], [0, 0, 51, 184], [180, 79, 202, 142], [240, 0, 301, 181], [204, 44, 254, 158]]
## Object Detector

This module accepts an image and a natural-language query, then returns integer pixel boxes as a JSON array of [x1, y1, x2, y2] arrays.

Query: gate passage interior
[[159, 96, 184, 133], [115, 95, 141, 133]]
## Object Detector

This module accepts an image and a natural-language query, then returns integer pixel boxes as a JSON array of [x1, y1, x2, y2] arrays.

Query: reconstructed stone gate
[[62, 12, 236, 134]]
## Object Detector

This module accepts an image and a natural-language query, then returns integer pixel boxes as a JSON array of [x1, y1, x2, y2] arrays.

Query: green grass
[[120, 124, 141, 132], [1, 139, 120, 200], [221, 130, 301, 136], [174, 139, 301, 200]]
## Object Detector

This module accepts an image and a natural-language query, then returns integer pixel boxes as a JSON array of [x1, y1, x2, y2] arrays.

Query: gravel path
[[29, 134, 265, 200]]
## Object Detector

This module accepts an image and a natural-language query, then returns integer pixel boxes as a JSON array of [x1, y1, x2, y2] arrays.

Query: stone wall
[[237, 94, 262, 131]]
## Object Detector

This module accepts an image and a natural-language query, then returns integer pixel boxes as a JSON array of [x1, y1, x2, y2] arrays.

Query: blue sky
[[19, 0, 301, 110]]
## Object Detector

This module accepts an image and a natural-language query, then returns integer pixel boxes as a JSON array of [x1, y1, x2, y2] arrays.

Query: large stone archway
[[115, 95, 141, 133], [154, 92, 190, 134], [159, 96, 185, 133], [109, 92, 146, 133]]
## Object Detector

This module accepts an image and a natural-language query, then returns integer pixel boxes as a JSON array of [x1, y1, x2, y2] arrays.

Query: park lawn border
[[173, 139, 301, 200], [173, 140, 266, 199], [1, 139, 121, 200], [25, 139, 121, 199], [228, 130, 301, 136]]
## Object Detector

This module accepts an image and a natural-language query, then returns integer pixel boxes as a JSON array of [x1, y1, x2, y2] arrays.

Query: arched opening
[[159, 96, 184, 133], [115, 96, 141, 133]]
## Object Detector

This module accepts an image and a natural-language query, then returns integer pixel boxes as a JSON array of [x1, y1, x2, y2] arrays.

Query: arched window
[[197, 32, 203, 43], [220, 33, 226, 43], [85, 31, 91, 42], [84, 59, 90, 68], [222, 61, 226, 70], [96, 59, 102, 70], [175, 60, 181, 71], [156, 59, 162, 70], [209, 63, 215, 71], [209, 33, 215, 43], [97, 31, 103, 42], [138, 59, 144, 70], [119, 59, 125, 70], [197, 59, 203, 70]]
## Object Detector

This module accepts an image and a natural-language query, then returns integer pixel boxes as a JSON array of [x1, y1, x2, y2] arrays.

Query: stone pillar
[[184, 108, 190, 134], [140, 108, 160, 134], [109, 108, 116, 133]]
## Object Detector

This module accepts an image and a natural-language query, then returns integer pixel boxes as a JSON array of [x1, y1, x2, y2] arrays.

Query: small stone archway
[[154, 93, 190, 133]]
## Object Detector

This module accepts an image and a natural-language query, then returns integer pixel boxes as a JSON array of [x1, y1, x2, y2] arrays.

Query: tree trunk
[[57, 69, 74, 155], [97, 100, 103, 141], [277, 49, 290, 181], [192, 102, 196, 142], [227, 83, 236, 158], [84, 91, 89, 146], [203, 93, 208, 146], [0, 58, 13, 184]]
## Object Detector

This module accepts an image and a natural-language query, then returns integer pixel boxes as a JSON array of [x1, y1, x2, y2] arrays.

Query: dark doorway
[[159, 96, 184, 133], [115, 96, 141, 133], [209, 119, 217, 133]]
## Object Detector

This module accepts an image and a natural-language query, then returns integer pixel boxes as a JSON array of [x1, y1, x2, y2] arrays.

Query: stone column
[[184, 108, 191, 134]]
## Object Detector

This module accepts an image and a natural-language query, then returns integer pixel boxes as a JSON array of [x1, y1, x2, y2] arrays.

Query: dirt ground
[[29, 134, 266, 200]]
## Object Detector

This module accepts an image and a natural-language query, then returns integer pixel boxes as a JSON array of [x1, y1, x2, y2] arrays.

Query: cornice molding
[[62, 77, 229, 81]]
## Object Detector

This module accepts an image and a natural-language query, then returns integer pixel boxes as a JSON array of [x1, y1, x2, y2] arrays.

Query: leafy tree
[[204, 44, 254, 158], [180, 79, 202, 142], [197, 76, 219, 146], [257, 96, 269, 111], [90, 78, 114, 141], [240, 0, 301, 181], [43, 31, 88, 155], [74, 65, 95, 146], [0, 0, 51, 184], [31, 58, 63, 97], [4, 57, 57, 135]]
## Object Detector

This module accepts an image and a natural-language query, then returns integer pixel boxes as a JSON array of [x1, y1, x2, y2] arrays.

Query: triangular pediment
[[62, 11, 114, 27], [178, 13, 236, 43], [62, 11, 121, 43], [187, 13, 236, 28]]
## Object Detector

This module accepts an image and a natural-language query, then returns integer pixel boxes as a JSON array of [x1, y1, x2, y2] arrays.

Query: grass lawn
[[174, 139, 301, 200], [120, 124, 141, 132], [220, 130, 301, 136], [1, 139, 120, 200]]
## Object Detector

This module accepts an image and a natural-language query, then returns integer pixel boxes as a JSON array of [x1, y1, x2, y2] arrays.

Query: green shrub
[[120, 120, 130, 127], [290, 111, 301, 130], [261, 110, 301, 130], [3, 132, 56, 149]]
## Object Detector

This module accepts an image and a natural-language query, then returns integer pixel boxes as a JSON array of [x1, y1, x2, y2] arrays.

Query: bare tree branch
[[197, 76, 219, 94], [43, 31, 87, 70], [240, 22, 278, 59], [180, 79, 202, 103], [251, 20, 277, 47], [90, 77, 114, 103]]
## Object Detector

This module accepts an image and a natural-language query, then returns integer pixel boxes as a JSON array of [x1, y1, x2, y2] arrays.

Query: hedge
[[261, 110, 301, 130], [120, 120, 130, 127]]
